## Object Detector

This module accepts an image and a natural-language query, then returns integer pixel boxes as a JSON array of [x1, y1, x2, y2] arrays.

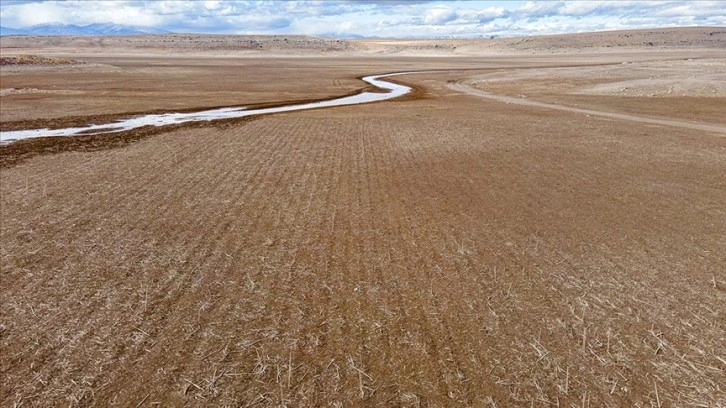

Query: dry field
[[1, 28, 725, 407]]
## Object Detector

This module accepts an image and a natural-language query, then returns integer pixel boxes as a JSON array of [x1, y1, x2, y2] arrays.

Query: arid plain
[[1, 27, 725, 407]]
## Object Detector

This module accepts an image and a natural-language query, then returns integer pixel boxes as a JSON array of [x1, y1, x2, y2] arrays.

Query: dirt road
[[448, 82, 726, 135]]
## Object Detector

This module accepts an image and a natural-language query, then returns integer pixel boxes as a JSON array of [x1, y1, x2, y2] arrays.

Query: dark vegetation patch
[[0, 55, 84, 66], [0, 116, 259, 168]]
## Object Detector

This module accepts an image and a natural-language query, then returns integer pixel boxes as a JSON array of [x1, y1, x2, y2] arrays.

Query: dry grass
[[0, 55, 83, 66], [1, 33, 726, 406]]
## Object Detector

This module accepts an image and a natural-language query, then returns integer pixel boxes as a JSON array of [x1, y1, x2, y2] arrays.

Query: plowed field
[[2, 41, 725, 406]]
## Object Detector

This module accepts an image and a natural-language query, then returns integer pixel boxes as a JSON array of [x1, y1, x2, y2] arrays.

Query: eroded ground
[[1, 32, 725, 407]]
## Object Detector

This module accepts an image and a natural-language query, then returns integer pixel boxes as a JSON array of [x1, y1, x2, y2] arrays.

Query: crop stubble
[[1, 51, 726, 406]]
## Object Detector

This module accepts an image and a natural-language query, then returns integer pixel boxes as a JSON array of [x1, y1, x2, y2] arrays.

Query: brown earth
[[354, 26, 726, 55], [459, 57, 726, 124], [2, 26, 724, 56], [1, 28, 725, 407]]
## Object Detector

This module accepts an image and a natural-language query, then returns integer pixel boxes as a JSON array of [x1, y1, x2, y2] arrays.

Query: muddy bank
[[0, 73, 412, 145]]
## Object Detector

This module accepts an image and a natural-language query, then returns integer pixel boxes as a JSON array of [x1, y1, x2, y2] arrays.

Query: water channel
[[0, 72, 413, 145]]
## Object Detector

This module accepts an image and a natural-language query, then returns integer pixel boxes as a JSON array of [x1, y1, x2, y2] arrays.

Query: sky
[[0, 0, 724, 38]]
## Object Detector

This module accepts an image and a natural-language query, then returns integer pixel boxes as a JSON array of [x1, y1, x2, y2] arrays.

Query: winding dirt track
[[448, 82, 726, 135]]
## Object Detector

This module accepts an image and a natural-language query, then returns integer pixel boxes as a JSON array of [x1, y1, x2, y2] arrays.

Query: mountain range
[[0, 23, 170, 36]]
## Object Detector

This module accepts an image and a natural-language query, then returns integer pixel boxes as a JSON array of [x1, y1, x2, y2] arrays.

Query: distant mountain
[[0, 23, 171, 36], [0, 26, 28, 35], [317, 32, 370, 40]]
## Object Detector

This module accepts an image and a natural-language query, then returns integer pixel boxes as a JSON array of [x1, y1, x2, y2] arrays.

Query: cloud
[[421, 5, 506, 25], [0, 0, 724, 38], [1, 0, 166, 27], [424, 6, 458, 25], [515, 1, 563, 20], [0, 0, 43, 4], [459, 7, 508, 24]]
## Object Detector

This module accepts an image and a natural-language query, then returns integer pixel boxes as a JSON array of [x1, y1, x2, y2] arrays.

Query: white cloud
[[1, 0, 165, 27], [0, 0, 723, 38], [458, 7, 508, 24], [515, 1, 563, 19], [424, 6, 458, 24]]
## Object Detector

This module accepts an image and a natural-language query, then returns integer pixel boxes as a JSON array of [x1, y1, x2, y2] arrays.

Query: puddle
[[0, 73, 413, 145]]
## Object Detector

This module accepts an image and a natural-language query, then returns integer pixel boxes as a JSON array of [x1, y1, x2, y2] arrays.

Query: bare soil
[[462, 57, 726, 123], [1, 28, 725, 407]]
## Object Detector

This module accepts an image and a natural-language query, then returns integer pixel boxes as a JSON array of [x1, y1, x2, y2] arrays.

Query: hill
[[2, 26, 724, 56], [0, 23, 169, 36]]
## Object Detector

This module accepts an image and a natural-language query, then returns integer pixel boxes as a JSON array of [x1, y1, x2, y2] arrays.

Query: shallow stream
[[0, 73, 412, 145]]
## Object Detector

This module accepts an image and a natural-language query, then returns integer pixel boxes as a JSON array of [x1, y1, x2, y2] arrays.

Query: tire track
[[448, 82, 726, 135]]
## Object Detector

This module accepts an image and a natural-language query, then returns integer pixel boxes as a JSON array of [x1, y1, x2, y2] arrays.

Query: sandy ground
[[458, 57, 726, 124], [463, 58, 726, 98], [2, 26, 724, 56], [1, 28, 725, 407], [448, 82, 726, 134]]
